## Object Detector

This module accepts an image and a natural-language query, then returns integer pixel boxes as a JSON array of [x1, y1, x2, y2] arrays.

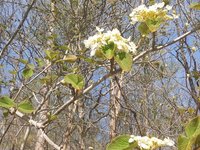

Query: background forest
[[0, 0, 200, 149]]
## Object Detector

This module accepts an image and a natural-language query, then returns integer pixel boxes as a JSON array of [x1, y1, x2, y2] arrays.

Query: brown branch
[[133, 25, 200, 63]]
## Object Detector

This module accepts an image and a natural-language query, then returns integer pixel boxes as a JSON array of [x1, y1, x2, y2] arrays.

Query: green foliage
[[163, 0, 170, 6], [190, 3, 200, 10], [146, 19, 162, 32], [35, 58, 45, 67], [40, 75, 58, 84], [64, 74, 85, 90], [63, 55, 77, 62], [9, 70, 17, 75], [0, 96, 15, 109], [3, 109, 9, 118], [178, 116, 200, 150], [47, 113, 58, 121], [45, 50, 60, 61], [106, 135, 137, 150], [178, 135, 192, 150], [102, 42, 115, 59], [115, 52, 132, 71], [185, 116, 200, 137], [19, 59, 28, 64], [22, 68, 34, 79], [17, 100, 35, 114], [138, 23, 151, 36], [149, 0, 155, 5]]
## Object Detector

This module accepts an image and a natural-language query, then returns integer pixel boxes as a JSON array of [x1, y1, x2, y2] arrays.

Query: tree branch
[[0, 0, 37, 59]]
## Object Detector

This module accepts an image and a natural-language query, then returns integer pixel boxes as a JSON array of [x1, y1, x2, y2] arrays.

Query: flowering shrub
[[128, 135, 174, 150], [84, 27, 136, 57], [129, 2, 178, 33]]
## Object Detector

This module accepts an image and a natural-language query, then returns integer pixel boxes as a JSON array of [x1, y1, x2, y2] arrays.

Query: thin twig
[[0, 0, 37, 59]]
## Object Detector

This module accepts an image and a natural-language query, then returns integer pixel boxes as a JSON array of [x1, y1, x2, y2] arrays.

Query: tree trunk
[[109, 77, 122, 139]]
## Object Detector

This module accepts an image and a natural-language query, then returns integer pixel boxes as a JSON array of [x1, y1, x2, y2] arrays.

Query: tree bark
[[109, 77, 122, 139]]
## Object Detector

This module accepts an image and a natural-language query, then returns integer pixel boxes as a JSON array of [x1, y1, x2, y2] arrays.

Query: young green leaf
[[185, 116, 200, 137], [63, 55, 77, 62], [138, 23, 151, 36], [106, 135, 137, 150], [102, 42, 115, 59], [178, 135, 192, 150], [19, 59, 28, 64], [114, 52, 132, 71], [18, 100, 34, 114], [3, 109, 9, 118], [0, 96, 15, 109], [64, 74, 85, 90], [22, 68, 34, 79], [190, 3, 200, 10], [146, 19, 162, 32]]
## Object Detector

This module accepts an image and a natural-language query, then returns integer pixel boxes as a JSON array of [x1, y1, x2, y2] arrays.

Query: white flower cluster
[[84, 27, 136, 57], [128, 135, 175, 150], [129, 2, 177, 25]]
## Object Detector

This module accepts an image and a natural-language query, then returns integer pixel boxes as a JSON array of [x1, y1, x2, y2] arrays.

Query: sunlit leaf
[[178, 135, 192, 150], [106, 135, 137, 150], [3, 109, 9, 118], [18, 100, 34, 114], [0, 96, 15, 109], [146, 19, 162, 32], [102, 42, 115, 59], [64, 55, 77, 62], [138, 23, 151, 36], [19, 59, 28, 64], [190, 3, 200, 10], [185, 116, 200, 137], [22, 68, 34, 79], [115, 52, 132, 71], [64, 74, 85, 90]]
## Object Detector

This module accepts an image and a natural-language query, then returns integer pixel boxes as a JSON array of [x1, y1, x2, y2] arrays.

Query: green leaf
[[63, 55, 77, 62], [146, 19, 162, 32], [9, 70, 17, 75], [22, 68, 34, 79], [149, 0, 155, 5], [27, 64, 35, 70], [45, 50, 60, 60], [102, 42, 115, 59], [138, 23, 151, 36], [163, 0, 170, 5], [35, 58, 45, 67], [106, 135, 137, 150], [114, 52, 132, 72], [0, 96, 15, 109], [64, 74, 85, 90], [47, 114, 58, 121], [40, 75, 58, 84], [190, 3, 200, 10], [185, 116, 200, 137], [178, 135, 192, 150], [18, 100, 34, 114], [19, 59, 28, 64], [3, 109, 9, 118]]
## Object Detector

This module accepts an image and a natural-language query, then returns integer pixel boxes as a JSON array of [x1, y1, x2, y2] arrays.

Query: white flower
[[128, 137, 135, 143], [129, 3, 175, 31], [128, 135, 175, 150], [96, 26, 104, 32], [191, 46, 196, 52], [84, 27, 136, 57], [149, 2, 165, 11], [166, 5, 172, 10], [163, 137, 175, 146]]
